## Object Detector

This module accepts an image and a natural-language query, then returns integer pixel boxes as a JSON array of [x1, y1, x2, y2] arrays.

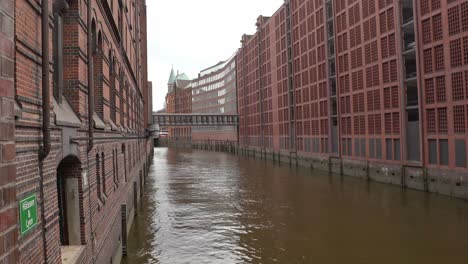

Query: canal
[[123, 148, 468, 264]]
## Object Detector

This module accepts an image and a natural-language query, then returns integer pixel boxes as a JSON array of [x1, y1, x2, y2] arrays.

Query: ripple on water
[[123, 148, 468, 264]]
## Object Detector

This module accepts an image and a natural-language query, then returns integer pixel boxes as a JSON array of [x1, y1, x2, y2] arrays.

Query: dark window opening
[[455, 139, 467, 168], [407, 84, 419, 107], [386, 139, 393, 160], [429, 139, 437, 164], [376, 139, 382, 159], [402, 0, 414, 23], [404, 57, 417, 78], [406, 109, 421, 161], [439, 139, 449, 166], [394, 139, 401, 161]]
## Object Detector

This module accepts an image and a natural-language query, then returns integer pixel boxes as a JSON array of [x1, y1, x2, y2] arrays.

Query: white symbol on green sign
[[19, 194, 38, 236]]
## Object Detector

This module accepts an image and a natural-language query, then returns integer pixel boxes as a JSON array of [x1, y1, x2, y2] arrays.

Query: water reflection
[[123, 148, 468, 264]]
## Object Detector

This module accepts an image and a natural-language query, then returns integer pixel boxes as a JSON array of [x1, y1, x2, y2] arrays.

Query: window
[[52, 1, 69, 102], [455, 139, 467, 168], [96, 154, 102, 201], [439, 139, 449, 166], [110, 55, 117, 123], [92, 22, 105, 117], [122, 144, 127, 182], [102, 152, 107, 195]]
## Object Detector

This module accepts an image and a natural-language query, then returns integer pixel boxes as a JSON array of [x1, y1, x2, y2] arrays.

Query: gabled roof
[[176, 79, 192, 89]]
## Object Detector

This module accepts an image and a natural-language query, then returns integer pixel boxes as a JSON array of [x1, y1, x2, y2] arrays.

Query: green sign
[[19, 194, 38, 236]]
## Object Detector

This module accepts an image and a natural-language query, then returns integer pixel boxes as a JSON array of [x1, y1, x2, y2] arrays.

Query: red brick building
[[165, 69, 192, 139], [8, 0, 153, 263], [0, 0, 18, 263], [237, 0, 468, 198], [191, 54, 238, 142]]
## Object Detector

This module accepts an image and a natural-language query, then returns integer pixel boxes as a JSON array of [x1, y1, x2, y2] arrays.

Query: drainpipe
[[39, 1, 50, 263], [87, 0, 94, 151], [86, 2, 96, 262], [41, 0, 51, 159]]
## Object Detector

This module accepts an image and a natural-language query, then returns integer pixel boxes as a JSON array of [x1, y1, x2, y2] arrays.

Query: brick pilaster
[[0, 1, 18, 263]]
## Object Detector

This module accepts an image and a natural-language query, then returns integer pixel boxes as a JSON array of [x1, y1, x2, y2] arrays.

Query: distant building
[[191, 54, 238, 142], [235, 0, 468, 198], [166, 68, 192, 139]]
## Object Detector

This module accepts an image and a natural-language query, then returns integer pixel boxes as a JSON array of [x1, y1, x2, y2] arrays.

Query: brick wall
[[236, 0, 468, 197], [13, 0, 151, 263], [0, 0, 18, 263], [166, 88, 192, 138]]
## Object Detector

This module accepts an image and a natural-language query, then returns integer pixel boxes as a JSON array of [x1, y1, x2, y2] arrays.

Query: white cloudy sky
[[146, 0, 284, 111]]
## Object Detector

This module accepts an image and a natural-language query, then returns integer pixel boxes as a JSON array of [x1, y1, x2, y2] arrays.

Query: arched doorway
[[56, 155, 82, 246]]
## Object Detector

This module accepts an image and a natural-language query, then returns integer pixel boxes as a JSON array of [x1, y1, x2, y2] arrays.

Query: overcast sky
[[146, 0, 284, 111]]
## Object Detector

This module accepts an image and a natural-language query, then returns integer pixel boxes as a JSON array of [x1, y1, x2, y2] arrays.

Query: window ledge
[[93, 113, 106, 129], [61, 246, 85, 264], [53, 97, 82, 128]]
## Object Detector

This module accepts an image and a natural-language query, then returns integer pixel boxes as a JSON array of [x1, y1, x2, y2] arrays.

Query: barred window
[[423, 48, 433, 73], [381, 36, 388, 58], [384, 113, 392, 134], [380, 11, 387, 33], [372, 65, 379, 86], [391, 86, 399, 108], [388, 33, 396, 56], [432, 14, 443, 41], [452, 72, 464, 101], [453, 105, 466, 134], [450, 39, 463, 68], [426, 109, 436, 134], [421, 0, 430, 15], [437, 108, 448, 134], [422, 18, 431, 44], [390, 59, 397, 82], [435, 76, 446, 102], [463, 36, 468, 65], [432, 0, 440, 10], [425, 78, 435, 104], [448, 6, 461, 35], [434, 45, 444, 71], [386, 8, 394, 31], [379, 0, 386, 10], [383, 62, 390, 83], [462, 2, 468, 32], [392, 112, 400, 134]]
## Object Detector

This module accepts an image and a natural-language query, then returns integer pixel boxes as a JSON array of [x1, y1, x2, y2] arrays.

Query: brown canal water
[[122, 148, 468, 264]]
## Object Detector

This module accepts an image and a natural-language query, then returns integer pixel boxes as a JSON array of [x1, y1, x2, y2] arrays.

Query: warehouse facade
[[191, 54, 238, 142], [5, 0, 153, 263], [237, 0, 468, 198]]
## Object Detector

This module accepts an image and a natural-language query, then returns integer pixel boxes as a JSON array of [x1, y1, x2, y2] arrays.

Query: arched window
[[101, 152, 106, 195], [96, 153, 102, 201], [122, 144, 127, 182], [52, 1, 70, 102], [127, 89, 131, 128], [110, 54, 117, 123], [120, 74, 125, 127], [94, 30, 104, 117], [113, 149, 118, 186]]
